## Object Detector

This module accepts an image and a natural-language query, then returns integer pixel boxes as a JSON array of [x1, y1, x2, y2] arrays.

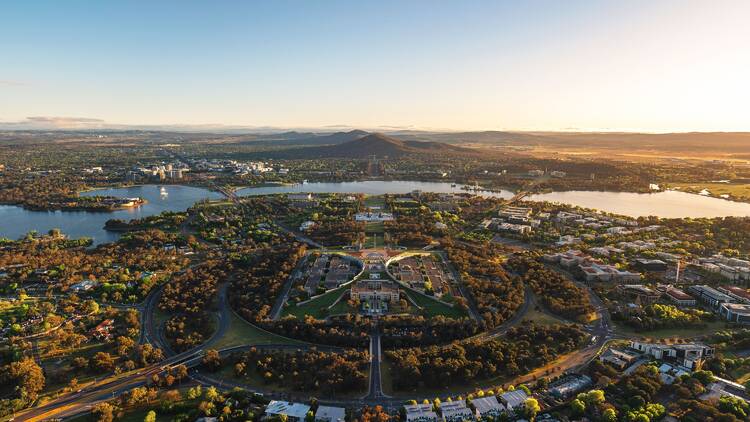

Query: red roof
[[667, 288, 692, 300], [724, 286, 750, 300]]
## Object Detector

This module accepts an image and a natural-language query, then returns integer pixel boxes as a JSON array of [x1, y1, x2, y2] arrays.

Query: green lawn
[[521, 308, 567, 326], [402, 289, 467, 319], [364, 221, 385, 233], [328, 298, 357, 315], [670, 182, 750, 202], [363, 195, 386, 208], [282, 287, 347, 320], [213, 311, 304, 349]]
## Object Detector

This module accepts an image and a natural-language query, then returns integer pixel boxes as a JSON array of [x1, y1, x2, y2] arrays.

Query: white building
[[470, 396, 506, 419], [440, 401, 475, 422], [719, 303, 750, 324], [404, 403, 439, 422], [499, 390, 528, 411], [315, 406, 346, 422], [300, 221, 316, 231], [355, 212, 394, 222], [265, 401, 311, 422], [630, 341, 714, 369]]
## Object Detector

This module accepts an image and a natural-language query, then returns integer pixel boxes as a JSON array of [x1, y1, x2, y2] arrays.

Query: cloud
[[0, 116, 107, 130], [0, 80, 29, 87]]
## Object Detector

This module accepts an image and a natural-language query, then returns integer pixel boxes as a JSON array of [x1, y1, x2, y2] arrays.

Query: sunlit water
[[2, 182, 750, 244]]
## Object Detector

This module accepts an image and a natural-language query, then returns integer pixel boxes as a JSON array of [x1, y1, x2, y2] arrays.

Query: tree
[[7, 357, 46, 403], [202, 349, 222, 372], [187, 385, 202, 400], [524, 398, 540, 420], [84, 300, 100, 314], [172, 364, 189, 382], [602, 408, 618, 422], [90, 352, 116, 373], [578, 389, 605, 407], [144, 410, 157, 422], [92, 402, 115, 422], [205, 386, 220, 402], [571, 399, 586, 417]]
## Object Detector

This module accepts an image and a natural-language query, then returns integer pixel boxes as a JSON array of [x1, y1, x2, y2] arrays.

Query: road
[[363, 331, 388, 401], [483, 285, 533, 339], [16, 243, 625, 421], [433, 250, 483, 324], [269, 254, 309, 320]]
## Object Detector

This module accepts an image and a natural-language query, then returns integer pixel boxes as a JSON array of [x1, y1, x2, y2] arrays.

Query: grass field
[[670, 182, 750, 201], [213, 311, 304, 349], [364, 221, 385, 233], [402, 289, 467, 319], [521, 308, 567, 326], [282, 287, 347, 320], [363, 195, 386, 208]]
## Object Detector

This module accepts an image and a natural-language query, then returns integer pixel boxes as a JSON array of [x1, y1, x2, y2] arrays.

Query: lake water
[[236, 180, 515, 198], [0, 185, 222, 244], [528, 190, 750, 218], [2, 182, 750, 244]]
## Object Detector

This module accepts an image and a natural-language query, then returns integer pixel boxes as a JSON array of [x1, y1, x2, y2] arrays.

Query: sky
[[2, 0, 749, 132]]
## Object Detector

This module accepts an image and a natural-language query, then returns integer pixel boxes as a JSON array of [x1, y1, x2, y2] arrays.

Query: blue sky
[[2, 0, 749, 131]]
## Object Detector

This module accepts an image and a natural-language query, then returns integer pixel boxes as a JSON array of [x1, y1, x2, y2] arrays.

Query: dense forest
[[442, 240, 524, 329], [386, 323, 586, 390], [505, 255, 595, 321], [229, 347, 369, 395]]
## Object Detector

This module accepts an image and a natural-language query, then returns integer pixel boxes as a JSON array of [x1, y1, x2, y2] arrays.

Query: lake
[[528, 190, 750, 218], [3, 182, 750, 244], [236, 180, 514, 197], [0, 185, 222, 244]]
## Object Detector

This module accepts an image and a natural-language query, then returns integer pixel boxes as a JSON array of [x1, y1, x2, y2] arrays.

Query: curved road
[[16, 251, 621, 421]]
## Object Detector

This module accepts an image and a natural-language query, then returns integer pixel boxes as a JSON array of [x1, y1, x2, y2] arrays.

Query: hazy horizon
[[3, 0, 749, 132]]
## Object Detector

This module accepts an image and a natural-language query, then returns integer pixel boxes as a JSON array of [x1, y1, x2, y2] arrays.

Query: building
[[70, 279, 97, 292], [719, 286, 750, 304], [350, 280, 400, 303], [470, 396, 506, 419], [719, 303, 750, 324], [265, 401, 311, 422], [548, 375, 593, 398], [300, 221, 316, 231], [688, 285, 736, 309], [90, 319, 114, 341], [630, 341, 714, 369], [600, 348, 640, 369], [315, 406, 346, 422], [663, 287, 696, 306], [699, 378, 749, 403], [404, 403, 438, 422], [439, 401, 475, 422], [499, 390, 528, 411], [635, 259, 668, 272], [288, 193, 314, 201], [498, 206, 532, 220], [617, 285, 662, 303], [355, 211, 394, 222], [489, 219, 532, 235]]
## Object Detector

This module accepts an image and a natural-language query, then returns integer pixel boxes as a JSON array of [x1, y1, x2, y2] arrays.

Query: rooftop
[[265, 401, 311, 419]]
